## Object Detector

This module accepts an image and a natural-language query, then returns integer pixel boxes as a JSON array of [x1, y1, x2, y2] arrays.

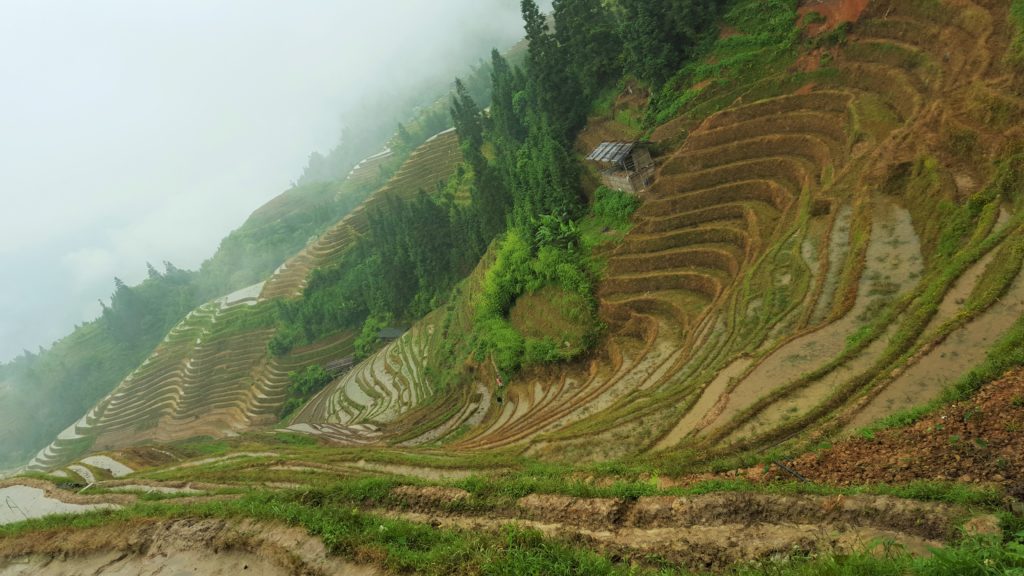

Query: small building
[[377, 327, 408, 342], [586, 141, 655, 194], [324, 356, 356, 374]]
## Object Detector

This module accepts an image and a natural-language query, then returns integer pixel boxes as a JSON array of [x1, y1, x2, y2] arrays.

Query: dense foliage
[[1, 0, 736, 469], [0, 54, 501, 469], [271, 0, 667, 375], [279, 365, 334, 418], [618, 0, 727, 86]]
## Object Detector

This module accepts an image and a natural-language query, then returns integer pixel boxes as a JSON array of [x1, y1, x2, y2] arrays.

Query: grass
[[0, 497, 652, 576], [1, 473, 1021, 576], [1010, 0, 1024, 66], [113, 432, 1011, 513], [650, 0, 802, 127], [731, 533, 1024, 576]]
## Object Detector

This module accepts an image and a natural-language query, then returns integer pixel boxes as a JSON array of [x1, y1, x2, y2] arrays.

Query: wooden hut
[[586, 141, 655, 194]]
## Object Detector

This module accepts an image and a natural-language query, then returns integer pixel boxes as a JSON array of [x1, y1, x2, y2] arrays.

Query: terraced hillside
[[26, 285, 275, 470], [344, 147, 394, 189], [10, 3, 1024, 573], [260, 129, 462, 300], [286, 322, 440, 444], [23, 0, 1024, 489], [26, 131, 464, 470], [280, 0, 1024, 469]]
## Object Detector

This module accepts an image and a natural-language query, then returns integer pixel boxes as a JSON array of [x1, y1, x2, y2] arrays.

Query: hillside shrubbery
[[473, 222, 601, 374], [280, 365, 333, 418]]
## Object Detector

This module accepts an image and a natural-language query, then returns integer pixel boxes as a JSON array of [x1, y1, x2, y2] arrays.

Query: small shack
[[586, 141, 655, 194], [324, 356, 356, 375]]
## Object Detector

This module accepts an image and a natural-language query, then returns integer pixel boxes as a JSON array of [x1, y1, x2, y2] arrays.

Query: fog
[[0, 0, 549, 362]]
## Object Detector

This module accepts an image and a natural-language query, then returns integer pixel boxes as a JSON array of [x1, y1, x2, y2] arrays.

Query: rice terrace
[[2, 0, 1024, 574]]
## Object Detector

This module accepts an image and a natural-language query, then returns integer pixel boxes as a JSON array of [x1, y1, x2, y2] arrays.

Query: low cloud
[[0, 0, 541, 361]]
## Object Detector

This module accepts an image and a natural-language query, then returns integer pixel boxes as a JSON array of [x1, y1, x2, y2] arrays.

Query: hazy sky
[[0, 0, 549, 362]]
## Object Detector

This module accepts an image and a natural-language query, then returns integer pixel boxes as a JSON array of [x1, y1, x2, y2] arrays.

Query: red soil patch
[[799, 0, 869, 35], [776, 368, 1024, 499], [795, 51, 823, 73], [795, 82, 818, 95], [692, 79, 713, 92]]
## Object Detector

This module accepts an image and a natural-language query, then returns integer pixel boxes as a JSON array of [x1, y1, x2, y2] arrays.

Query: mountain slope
[[25, 131, 464, 470]]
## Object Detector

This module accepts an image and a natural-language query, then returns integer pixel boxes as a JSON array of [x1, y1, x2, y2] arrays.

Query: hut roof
[[586, 141, 637, 164]]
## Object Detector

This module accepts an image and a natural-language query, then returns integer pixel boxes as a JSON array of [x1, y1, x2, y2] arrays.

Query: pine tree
[[521, 0, 586, 141], [619, 0, 724, 86], [553, 0, 622, 99]]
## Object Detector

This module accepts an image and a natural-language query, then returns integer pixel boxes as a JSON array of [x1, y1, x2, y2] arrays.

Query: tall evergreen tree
[[553, 0, 623, 99], [451, 77, 488, 181], [521, 0, 586, 141], [618, 0, 724, 86]]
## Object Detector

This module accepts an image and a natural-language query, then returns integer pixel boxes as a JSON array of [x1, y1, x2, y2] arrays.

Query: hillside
[[22, 129, 464, 470], [3, 0, 1024, 574]]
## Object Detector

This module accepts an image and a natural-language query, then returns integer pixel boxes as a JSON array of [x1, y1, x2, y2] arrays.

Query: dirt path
[[0, 518, 377, 576], [384, 486, 979, 572]]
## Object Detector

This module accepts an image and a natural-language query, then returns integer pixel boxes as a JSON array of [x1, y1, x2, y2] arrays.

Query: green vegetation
[[270, 1, 631, 376], [650, 0, 802, 125], [1010, 0, 1024, 65], [591, 186, 641, 230], [280, 365, 334, 418], [0, 470, 1020, 576], [0, 496, 653, 575], [618, 0, 728, 87], [730, 535, 1024, 576], [473, 225, 600, 374]]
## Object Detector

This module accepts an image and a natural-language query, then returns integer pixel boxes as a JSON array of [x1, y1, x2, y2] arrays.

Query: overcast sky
[[0, 0, 550, 362]]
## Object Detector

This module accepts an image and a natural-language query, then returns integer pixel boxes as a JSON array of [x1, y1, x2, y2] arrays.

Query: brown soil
[[390, 485, 470, 508], [576, 117, 640, 156], [799, 0, 869, 34], [718, 26, 740, 40], [374, 489, 981, 571], [0, 518, 376, 576], [0, 478, 133, 507], [776, 369, 1024, 499], [111, 445, 184, 469]]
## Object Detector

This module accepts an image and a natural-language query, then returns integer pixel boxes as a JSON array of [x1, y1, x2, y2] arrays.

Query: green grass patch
[[650, 0, 802, 126], [1010, 0, 1024, 66]]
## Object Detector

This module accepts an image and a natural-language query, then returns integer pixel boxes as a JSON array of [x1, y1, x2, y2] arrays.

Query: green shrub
[[591, 186, 640, 230], [280, 364, 334, 418], [354, 315, 389, 359]]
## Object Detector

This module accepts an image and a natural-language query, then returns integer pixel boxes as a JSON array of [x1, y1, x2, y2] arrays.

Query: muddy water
[[350, 460, 475, 481], [107, 484, 199, 495], [728, 323, 897, 441], [702, 198, 922, 436], [655, 358, 753, 449], [847, 263, 1024, 430], [0, 486, 118, 526], [923, 250, 997, 335], [80, 456, 133, 478], [811, 204, 853, 323]]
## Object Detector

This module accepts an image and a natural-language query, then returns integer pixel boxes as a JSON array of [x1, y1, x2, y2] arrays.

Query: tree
[[521, 0, 586, 141], [618, 0, 724, 86], [553, 0, 623, 99], [451, 78, 485, 158]]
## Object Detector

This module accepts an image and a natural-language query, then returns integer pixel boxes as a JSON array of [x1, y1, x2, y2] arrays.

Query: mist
[[0, 0, 551, 362]]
